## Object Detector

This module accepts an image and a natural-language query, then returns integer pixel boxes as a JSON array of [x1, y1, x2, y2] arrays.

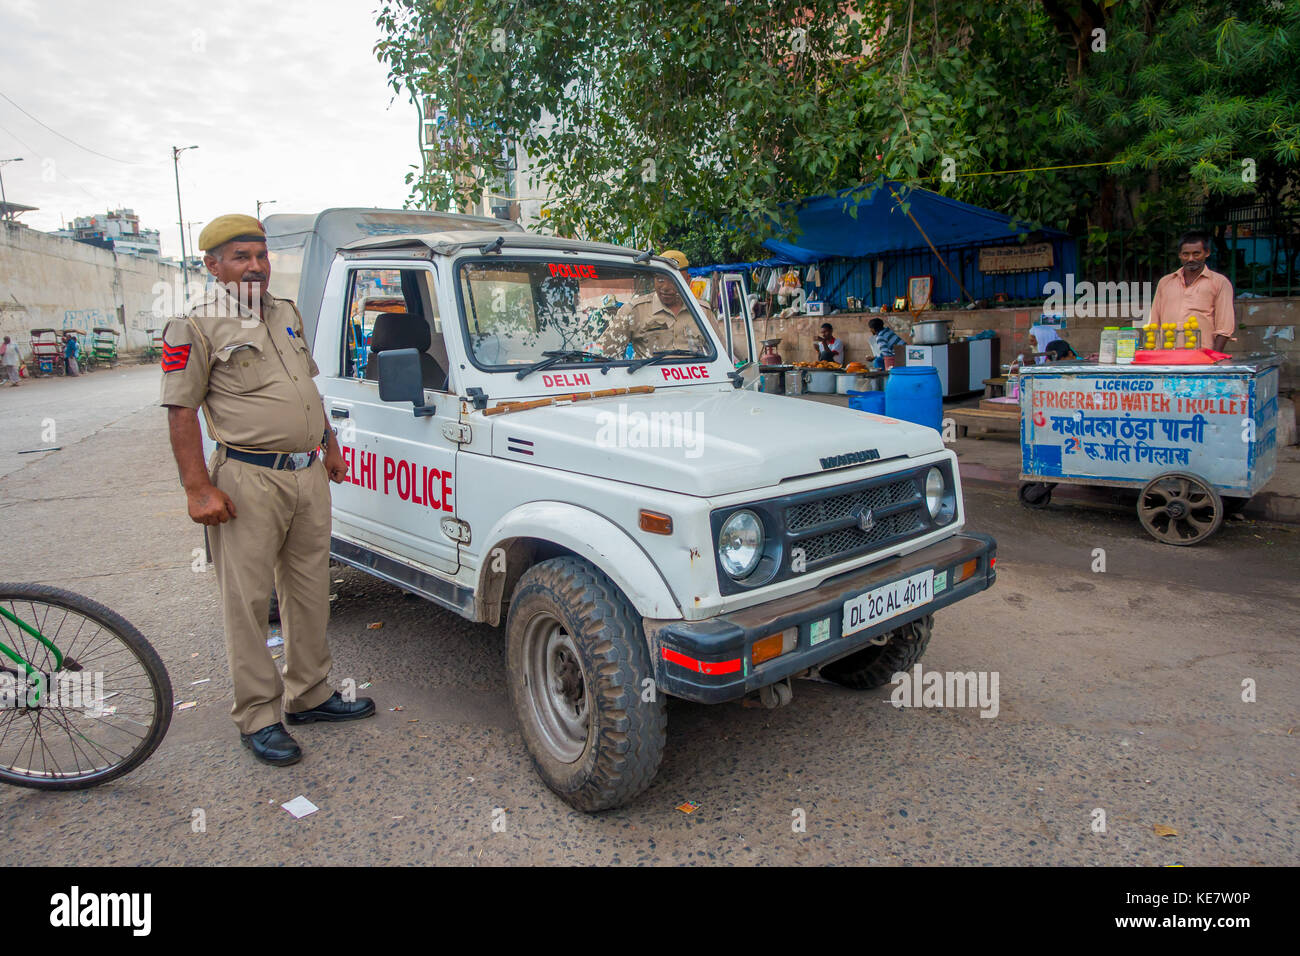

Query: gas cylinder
[[760, 339, 784, 366]]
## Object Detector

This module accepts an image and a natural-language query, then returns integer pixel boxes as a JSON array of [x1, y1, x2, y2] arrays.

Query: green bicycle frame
[[0, 604, 66, 702]]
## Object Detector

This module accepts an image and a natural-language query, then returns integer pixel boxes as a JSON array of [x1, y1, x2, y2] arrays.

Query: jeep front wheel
[[819, 614, 933, 690], [505, 556, 666, 812]]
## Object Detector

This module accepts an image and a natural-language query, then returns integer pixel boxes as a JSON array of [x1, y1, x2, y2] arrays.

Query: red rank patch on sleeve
[[161, 343, 191, 372]]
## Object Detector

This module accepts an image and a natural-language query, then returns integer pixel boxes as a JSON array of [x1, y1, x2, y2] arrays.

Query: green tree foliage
[[1054, 0, 1300, 230], [374, 0, 1299, 263]]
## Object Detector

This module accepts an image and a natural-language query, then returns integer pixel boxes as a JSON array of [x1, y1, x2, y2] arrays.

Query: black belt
[[221, 445, 318, 471]]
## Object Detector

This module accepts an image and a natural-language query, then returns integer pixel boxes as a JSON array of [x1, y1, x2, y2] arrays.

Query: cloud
[[0, 0, 418, 256]]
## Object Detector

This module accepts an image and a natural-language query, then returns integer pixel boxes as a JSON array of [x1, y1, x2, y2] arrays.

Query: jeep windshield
[[457, 258, 718, 371]]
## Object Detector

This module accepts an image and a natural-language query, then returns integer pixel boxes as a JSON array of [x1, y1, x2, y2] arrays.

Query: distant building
[[416, 95, 549, 230], [51, 208, 162, 257]]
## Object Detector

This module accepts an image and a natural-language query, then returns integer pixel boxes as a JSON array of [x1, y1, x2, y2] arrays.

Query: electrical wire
[[915, 160, 1124, 183], [0, 118, 105, 205], [0, 91, 137, 165]]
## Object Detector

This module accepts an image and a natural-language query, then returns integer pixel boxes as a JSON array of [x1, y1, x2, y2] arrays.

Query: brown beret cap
[[198, 214, 266, 251]]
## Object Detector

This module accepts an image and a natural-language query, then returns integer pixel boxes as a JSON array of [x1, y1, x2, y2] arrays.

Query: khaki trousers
[[208, 448, 335, 734]]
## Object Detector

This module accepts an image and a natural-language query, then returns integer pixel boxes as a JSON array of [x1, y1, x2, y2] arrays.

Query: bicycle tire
[[0, 583, 172, 789]]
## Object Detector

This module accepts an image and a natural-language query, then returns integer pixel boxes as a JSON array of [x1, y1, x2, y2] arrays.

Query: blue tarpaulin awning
[[686, 257, 799, 277], [760, 181, 1068, 261]]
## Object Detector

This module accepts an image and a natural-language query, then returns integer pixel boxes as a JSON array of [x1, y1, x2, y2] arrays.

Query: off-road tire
[[819, 614, 933, 690], [505, 556, 666, 812]]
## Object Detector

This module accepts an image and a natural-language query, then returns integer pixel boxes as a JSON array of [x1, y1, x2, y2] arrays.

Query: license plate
[[841, 570, 934, 638]]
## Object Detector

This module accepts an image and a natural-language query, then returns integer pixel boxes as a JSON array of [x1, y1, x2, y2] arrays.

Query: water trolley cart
[[1017, 356, 1280, 546]]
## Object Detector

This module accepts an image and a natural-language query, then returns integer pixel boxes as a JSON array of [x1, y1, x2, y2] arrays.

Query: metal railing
[[1081, 210, 1300, 298]]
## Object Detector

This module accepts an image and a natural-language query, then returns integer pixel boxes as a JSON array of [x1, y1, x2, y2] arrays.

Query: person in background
[[600, 253, 715, 360], [813, 323, 845, 364], [62, 331, 80, 376], [1044, 339, 1078, 362], [1146, 230, 1235, 351], [868, 317, 904, 369], [1, 336, 20, 386], [660, 250, 706, 304]]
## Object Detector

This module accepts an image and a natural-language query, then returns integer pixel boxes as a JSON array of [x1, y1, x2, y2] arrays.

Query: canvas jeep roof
[[263, 207, 522, 343]]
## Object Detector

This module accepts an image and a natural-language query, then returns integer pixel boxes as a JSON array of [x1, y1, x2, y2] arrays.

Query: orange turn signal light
[[752, 627, 797, 666], [956, 558, 978, 583], [639, 510, 673, 535]]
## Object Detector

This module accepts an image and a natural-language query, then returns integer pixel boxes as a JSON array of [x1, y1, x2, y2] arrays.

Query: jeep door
[[323, 262, 459, 574], [717, 271, 758, 388]]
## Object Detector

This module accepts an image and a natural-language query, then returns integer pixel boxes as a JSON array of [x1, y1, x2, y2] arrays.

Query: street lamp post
[[0, 157, 24, 222], [256, 199, 276, 220], [172, 145, 199, 288]]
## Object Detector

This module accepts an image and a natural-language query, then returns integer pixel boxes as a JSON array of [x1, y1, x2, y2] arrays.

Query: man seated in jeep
[[598, 272, 714, 359]]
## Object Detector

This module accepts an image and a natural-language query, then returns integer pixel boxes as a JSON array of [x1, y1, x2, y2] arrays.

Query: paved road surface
[[1, 365, 1296, 865]]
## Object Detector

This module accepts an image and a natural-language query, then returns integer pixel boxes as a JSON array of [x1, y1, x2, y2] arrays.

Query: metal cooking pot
[[911, 319, 951, 345]]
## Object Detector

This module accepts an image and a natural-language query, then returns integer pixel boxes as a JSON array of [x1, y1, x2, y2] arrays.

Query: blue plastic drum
[[846, 390, 886, 415], [884, 367, 942, 432]]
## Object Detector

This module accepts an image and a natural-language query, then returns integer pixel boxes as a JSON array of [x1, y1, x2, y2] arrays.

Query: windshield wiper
[[515, 349, 610, 380], [626, 349, 707, 373]]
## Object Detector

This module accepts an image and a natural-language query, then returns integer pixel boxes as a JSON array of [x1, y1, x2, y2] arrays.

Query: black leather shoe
[[284, 691, 376, 724], [240, 722, 302, 766]]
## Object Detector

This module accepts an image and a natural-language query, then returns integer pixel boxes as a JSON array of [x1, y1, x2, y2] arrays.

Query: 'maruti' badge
[[857, 508, 876, 532]]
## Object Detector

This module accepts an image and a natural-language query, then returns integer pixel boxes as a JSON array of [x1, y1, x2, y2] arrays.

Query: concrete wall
[[0, 220, 183, 355], [749, 298, 1300, 390]]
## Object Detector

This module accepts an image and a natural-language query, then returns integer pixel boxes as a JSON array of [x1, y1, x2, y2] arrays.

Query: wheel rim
[[0, 596, 163, 785], [1139, 474, 1221, 544], [521, 612, 590, 763]]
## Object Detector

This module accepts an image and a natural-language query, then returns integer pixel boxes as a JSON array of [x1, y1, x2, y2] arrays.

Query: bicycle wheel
[[0, 583, 172, 789]]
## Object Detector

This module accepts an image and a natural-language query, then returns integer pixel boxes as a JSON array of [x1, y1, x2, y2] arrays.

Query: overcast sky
[[0, 0, 418, 257]]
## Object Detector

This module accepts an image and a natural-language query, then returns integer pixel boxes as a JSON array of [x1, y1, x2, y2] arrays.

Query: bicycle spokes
[[0, 591, 168, 787]]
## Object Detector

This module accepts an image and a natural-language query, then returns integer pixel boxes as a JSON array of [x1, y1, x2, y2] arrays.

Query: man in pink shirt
[[1146, 231, 1235, 350]]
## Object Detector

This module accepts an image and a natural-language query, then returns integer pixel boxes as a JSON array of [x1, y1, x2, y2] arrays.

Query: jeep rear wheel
[[505, 556, 666, 812], [819, 615, 933, 690]]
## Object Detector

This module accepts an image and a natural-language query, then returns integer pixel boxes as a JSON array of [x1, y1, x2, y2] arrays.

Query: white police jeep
[[264, 209, 996, 811]]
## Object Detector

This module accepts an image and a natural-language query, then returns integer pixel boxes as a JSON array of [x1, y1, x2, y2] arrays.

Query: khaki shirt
[[159, 286, 327, 454], [598, 292, 715, 359], [1147, 265, 1236, 341]]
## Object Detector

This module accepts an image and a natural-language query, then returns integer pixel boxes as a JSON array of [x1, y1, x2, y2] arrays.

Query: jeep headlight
[[924, 468, 944, 516], [925, 467, 953, 523], [718, 510, 764, 579]]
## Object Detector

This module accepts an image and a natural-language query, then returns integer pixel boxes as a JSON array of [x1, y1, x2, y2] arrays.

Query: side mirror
[[376, 348, 435, 417]]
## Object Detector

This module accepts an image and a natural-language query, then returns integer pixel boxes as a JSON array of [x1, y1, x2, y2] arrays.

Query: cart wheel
[[1018, 482, 1054, 509], [1137, 472, 1223, 546]]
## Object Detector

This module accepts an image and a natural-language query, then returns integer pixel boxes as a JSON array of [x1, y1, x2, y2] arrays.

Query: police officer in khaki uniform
[[160, 214, 374, 766], [599, 250, 716, 359]]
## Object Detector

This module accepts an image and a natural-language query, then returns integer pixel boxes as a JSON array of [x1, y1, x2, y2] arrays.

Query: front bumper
[[645, 531, 996, 703]]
